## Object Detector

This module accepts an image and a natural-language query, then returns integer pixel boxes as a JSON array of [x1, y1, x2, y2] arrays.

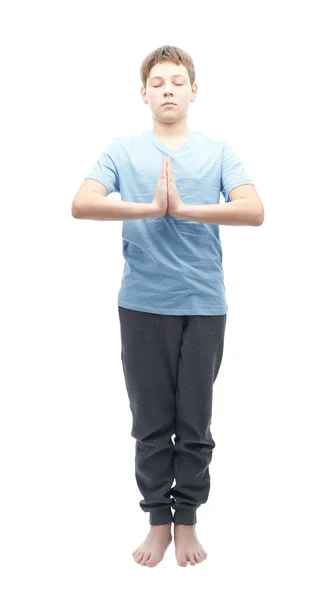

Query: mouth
[[162, 102, 176, 106]]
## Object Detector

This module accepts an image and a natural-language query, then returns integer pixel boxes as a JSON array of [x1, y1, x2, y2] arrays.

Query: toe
[[135, 551, 143, 563], [146, 557, 158, 567], [189, 552, 196, 566], [140, 552, 148, 565], [177, 554, 188, 567], [194, 551, 203, 563]]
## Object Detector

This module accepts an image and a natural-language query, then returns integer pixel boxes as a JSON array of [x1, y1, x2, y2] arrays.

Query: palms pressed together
[[167, 157, 185, 217]]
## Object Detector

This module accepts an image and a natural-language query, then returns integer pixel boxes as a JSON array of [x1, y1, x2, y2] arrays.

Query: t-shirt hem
[[117, 301, 228, 316], [225, 179, 254, 202], [84, 176, 112, 195]]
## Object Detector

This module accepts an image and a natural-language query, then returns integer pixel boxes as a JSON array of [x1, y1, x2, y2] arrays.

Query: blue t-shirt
[[85, 130, 253, 316]]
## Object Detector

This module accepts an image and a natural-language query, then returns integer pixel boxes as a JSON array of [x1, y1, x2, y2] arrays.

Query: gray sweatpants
[[118, 306, 227, 526]]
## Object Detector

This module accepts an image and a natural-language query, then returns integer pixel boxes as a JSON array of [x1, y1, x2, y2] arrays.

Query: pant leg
[[171, 313, 227, 525], [118, 306, 183, 525]]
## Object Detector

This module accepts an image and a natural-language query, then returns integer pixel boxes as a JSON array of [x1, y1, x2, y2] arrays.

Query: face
[[141, 61, 197, 124]]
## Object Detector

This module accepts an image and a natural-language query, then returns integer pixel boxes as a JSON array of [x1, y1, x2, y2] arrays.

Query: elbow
[[71, 200, 83, 219], [253, 206, 265, 226], [256, 213, 264, 226]]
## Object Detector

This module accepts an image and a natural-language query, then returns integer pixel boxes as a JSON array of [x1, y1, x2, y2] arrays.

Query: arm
[[71, 179, 161, 221], [173, 184, 264, 226]]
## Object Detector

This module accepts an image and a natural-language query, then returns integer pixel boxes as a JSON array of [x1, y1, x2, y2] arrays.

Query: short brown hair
[[140, 45, 195, 89]]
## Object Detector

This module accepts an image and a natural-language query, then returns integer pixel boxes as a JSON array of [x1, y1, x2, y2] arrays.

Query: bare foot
[[174, 524, 207, 566], [132, 524, 172, 567]]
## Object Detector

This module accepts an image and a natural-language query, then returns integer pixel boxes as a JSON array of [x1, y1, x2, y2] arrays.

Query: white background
[[1, 0, 331, 596]]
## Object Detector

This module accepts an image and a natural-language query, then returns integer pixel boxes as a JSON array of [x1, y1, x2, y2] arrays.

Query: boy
[[72, 45, 264, 568]]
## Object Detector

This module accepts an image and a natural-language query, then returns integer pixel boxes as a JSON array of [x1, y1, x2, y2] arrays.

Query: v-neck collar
[[148, 130, 196, 155]]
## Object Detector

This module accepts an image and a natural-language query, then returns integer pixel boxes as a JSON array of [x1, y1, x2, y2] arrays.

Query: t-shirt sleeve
[[221, 141, 254, 202], [84, 138, 120, 195]]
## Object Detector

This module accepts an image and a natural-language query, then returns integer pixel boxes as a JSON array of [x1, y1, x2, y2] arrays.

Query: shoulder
[[193, 131, 227, 157], [106, 131, 148, 153]]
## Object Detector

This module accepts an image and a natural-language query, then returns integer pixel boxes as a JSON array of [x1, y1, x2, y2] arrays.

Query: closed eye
[[152, 83, 184, 87]]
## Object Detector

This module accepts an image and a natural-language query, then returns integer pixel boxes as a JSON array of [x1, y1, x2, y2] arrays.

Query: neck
[[152, 118, 190, 139]]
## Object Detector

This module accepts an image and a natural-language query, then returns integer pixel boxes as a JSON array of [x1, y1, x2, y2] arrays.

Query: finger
[[162, 156, 167, 177], [164, 157, 169, 178]]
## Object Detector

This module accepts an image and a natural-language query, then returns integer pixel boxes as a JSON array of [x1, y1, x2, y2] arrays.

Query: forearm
[[72, 193, 160, 221], [175, 198, 264, 226]]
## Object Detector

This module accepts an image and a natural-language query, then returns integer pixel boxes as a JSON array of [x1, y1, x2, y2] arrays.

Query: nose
[[164, 92, 174, 102], [163, 82, 174, 95]]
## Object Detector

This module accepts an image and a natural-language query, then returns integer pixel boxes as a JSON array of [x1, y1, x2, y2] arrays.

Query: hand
[[151, 156, 168, 217], [167, 157, 185, 217]]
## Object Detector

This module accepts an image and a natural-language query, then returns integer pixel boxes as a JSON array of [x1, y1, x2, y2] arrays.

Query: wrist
[[170, 203, 186, 219], [150, 203, 165, 218]]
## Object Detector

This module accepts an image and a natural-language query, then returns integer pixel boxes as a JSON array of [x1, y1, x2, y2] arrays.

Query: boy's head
[[140, 45, 197, 125]]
